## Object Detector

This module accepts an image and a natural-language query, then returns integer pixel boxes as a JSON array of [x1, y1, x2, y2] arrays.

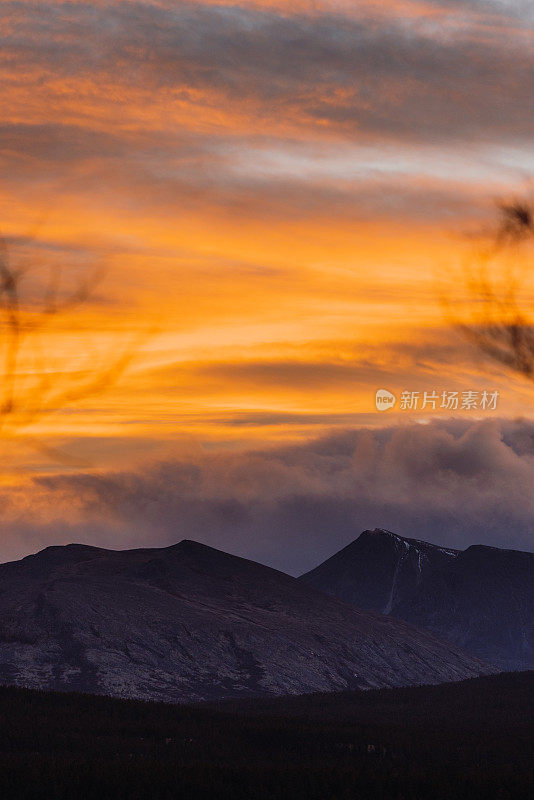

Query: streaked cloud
[[0, 0, 532, 470]]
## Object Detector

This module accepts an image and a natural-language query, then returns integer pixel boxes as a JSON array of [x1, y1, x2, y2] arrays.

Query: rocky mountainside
[[301, 530, 534, 671], [0, 539, 490, 702], [395, 544, 534, 671], [301, 529, 459, 613]]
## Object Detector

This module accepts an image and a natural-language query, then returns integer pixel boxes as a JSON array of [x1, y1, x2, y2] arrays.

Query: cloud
[[1, 417, 534, 574], [1, 1, 531, 242], [2, 1, 532, 147], [0, 0, 532, 516], [0, 121, 501, 226], [1, 0, 531, 253]]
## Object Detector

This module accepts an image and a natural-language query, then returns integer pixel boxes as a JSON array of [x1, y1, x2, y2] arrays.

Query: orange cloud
[[0, 0, 532, 477]]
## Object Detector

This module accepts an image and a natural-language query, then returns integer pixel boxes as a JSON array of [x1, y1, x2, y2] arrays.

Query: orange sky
[[0, 0, 533, 477]]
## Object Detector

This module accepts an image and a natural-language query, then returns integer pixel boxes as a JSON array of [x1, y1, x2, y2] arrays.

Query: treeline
[[0, 671, 533, 798]]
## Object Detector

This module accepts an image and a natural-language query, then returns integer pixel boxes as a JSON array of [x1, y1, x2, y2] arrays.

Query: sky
[[0, 0, 533, 568]]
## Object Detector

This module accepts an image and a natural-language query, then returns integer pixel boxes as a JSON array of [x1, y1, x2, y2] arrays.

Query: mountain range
[[301, 528, 534, 670], [0, 538, 490, 702]]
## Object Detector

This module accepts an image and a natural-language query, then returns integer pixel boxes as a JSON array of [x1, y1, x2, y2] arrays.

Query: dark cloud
[[0, 107, 501, 225], [196, 358, 388, 389], [0, 122, 493, 224], [149, 331, 511, 399], [1, 417, 533, 574], [0, 123, 125, 164], [428, 0, 532, 20], [1, 3, 531, 230], [2, 1, 532, 146]]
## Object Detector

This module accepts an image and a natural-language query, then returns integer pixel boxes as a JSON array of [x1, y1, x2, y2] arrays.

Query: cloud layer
[[1, 418, 532, 574]]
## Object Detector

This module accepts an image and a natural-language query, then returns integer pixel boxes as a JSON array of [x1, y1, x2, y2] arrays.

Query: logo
[[375, 389, 396, 411]]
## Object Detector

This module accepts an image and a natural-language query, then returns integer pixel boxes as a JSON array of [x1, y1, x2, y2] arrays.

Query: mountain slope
[[0, 539, 490, 702], [301, 530, 534, 671], [300, 529, 458, 613], [395, 544, 534, 671]]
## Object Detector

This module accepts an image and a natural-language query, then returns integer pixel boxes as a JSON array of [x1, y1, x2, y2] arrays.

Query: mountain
[[300, 528, 459, 613], [301, 530, 534, 671], [0, 539, 490, 702], [395, 544, 534, 671]]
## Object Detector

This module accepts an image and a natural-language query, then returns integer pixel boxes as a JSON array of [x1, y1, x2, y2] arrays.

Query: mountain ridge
[[300, 529, 534, 670], [0, 537, 491, 702]]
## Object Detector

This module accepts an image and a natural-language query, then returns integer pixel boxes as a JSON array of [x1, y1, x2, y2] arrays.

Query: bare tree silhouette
[[449, 197, 534, 380], [0, 230, 146, 456]]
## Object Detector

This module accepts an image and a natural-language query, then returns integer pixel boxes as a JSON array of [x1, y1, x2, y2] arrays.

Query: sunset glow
[[0, 0, 532, 564]]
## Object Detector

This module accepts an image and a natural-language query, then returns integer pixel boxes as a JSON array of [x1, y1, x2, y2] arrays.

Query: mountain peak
[[358, 529, 459, 555], [172, 539, 217, 553], [464, 544, 508, 554], [300, 529, 458, 614], [360, 528, 402, 540]]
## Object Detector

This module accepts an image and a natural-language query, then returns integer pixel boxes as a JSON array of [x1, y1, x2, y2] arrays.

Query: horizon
[[8, 525, 534, 578]]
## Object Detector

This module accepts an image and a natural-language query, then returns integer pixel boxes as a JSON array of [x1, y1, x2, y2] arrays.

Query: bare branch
[[448, 197, 534, 381], [0, 230, 149, 456]]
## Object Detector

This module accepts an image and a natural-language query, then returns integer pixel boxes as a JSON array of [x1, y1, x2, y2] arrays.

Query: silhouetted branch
[[0, 230, 148, 451], [449, 197, 534, 380]]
